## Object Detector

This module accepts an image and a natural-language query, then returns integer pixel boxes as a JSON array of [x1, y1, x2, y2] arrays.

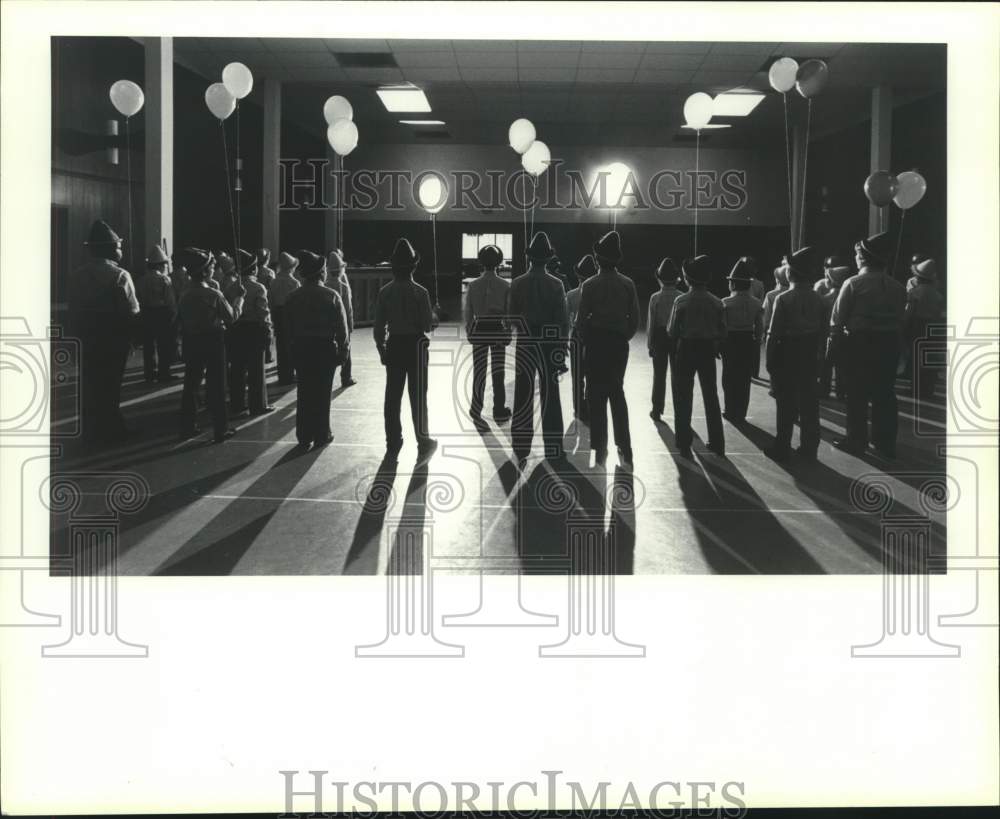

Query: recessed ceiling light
[[377, 87, 431, 113], [681, 123, 732, 130], [712, 93, 765, 116], [400, 119, 446, 125]]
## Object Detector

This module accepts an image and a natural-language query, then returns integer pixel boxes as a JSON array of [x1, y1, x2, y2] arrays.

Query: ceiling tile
[[698, 53, 768, 71], [708, 42, 778, 56], [455, 52, 517, 68], [643, 42, 713, 55], [401, 67, 463, 82], [575, 68, 636, 83], [324, 38, 390, 52], [578, 51, 643, 69], [580, 41, 644, 53], [279, 51, 339, 68], [518, 40, 581, 51], [773, 43, 845, 57], [343, 67, 405, 83], [689, 71, 753, 90], [289, 67, 350, 82], [265, 38, 330, 52], [461, 67, 518, 82], [639, 53, 703, 70], [516, 51, 580, 68], [388, 39, 455, 51], [633, 69, 695, 85], [219, 37, 269, 52], [452, 39, 517, 52], [393, 51, 457, 67], [518, 67, 577, 83]]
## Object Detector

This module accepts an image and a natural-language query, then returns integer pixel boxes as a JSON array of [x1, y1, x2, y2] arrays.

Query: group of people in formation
[[68, 218, 944, 469]]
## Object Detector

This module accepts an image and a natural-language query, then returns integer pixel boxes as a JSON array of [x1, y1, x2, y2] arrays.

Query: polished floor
[[50, 324, 948, 575]]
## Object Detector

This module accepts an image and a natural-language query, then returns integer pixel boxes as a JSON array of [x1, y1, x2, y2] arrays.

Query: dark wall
[[806, 92, 946, 283], [52, 36, 146, 303], [279, 118, 326, 253]]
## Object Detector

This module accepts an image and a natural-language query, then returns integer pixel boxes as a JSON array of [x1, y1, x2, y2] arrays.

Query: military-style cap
[[727, 257, 755, 282], [593, 230, 623, 264], [478, 244, 504, 269], [177, 247, 212, 277], [390, 238, 420, 272], [682, 255, 712, 284], [526, 231, 555, 262], [575, 254, 597, 280], [788, 245, 821, 281], [257, 248, 272, 264], [237, 248, 258, 275], [277, 252, 298, 274], [146, 244, 170, 266], [84, 220, 122, 247], [855, 231, 891, 264], [656, 257, 680, 283], [912, 258, 938, 282], [296, 250, 325, 279]]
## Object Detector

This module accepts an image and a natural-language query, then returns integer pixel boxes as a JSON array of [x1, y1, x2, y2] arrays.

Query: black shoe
[[214, 428, 237, 443], [678, 447, 693, 460], [493, 407, 512, 423], [342, 378, 357, 387], [833, 438, 866, 455], [707, 441, 725, 456], [594, 449, 608, 467], [417, 437, 438, 461], [314, 433, 334, 447], [618, 447, 634, 468], [764, 445, 791, 462], [649, 410, 663, 424], [795, 447, 818, 462], [179, 426, 201, 439], [251, 405, 276, 416]]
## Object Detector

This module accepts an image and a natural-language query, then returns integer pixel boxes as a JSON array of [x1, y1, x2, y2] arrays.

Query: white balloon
[[327, 119, 359, 156], [508, 119, 536, 154], [205, 83, 236, 121], [683, 92, 714, 130], [768, 57, 799, 94], [323, 95, 353, 125], [417, 174, 448, 215], [222, 62, 254, 100], [109, 80, 144, 117], [522, 140, 551, 176]]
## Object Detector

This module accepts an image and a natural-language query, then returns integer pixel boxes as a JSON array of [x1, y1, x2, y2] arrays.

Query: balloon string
[[783, 92, 793, 255], [235, 101, 241, 260], [431, 213, 440, 309], [125, 116, 134, 271], [529, 176, 536, 239], [696, 130, 702, 256], [892, 210, 906, 280], [798, 98, 812, 251], [219, 121, 239, 270], [521, 172, 528, 274]]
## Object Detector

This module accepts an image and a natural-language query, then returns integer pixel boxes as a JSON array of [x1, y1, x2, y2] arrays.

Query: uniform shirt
[[258, 264, 276, 289], [565, 286, 582, 326], [647, 284, 680, 353], [576, 268, 641, 340], [905, 282, 944, 322], [373, 277, 434, 351], [830, 267, 906, 334], [508, 265, 569, 337], [225, 276, 272, 330], [177, 281, 235, 335], [667, 287, 727, 341], [328, 271, 355, 333], [749, 279, 766, 303], [464, 270, 510, 332], [284, 281, 348, 348], [68, 258, 140, 322], [722, 291, 764, 338], [268, 273, 301, 307], [135, 270, 176, 312], [769, 284, 825, 337], [761, 285, 787, 339]]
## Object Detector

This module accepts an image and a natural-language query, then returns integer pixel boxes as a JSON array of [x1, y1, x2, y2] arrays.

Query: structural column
[[261, 77, 282, 254], [869, 84, 893, 236], [143, 37, 173, 257]]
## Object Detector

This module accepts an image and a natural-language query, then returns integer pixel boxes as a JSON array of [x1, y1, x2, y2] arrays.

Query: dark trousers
[[650, 327, 674, 416], [180, 331, 228, 437], [721, 329, 756, 421], [470, 343, 507, 416], [512, 336, 564, 457], [228, 322, 269, 413], [141, 306, 176, 380], [671, 338, 724, 452], [586, 328, 632, 454], [908, 318, 942, 401], [384, 334, 429, 446], [570, 330, 588, 421], [844, 331, 900, 451], [271, 306, 295, 384], [293, 337, 338, 445], [753, 339, 762, 379], [341, 344, 353, 384], [79, 321, 130, 441], [819, 333, 845, 397], [771, 334, 821, 454]]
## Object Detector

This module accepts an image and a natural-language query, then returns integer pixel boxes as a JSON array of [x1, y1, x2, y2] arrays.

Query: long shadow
[[152, 444, 325, 575], [385, 463, 431, 575], [739, 421, 946, 569], [343, 455, 400, 575], [661, 430, 827, 573], [606, 466, 636, 576]]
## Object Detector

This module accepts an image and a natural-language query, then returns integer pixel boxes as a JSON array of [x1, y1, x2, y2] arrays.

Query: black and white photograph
[[1, 1, 997, 815]]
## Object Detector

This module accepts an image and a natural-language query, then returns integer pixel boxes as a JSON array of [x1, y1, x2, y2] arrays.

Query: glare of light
[[681, 124, 732, 130], [400, 119, 446, 125], [712, 93, 765, 116], [377, 87, 431, 113], [590, 162, 636, 210]]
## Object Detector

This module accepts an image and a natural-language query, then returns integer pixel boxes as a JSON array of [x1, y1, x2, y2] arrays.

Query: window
[[461, 233, 513, 261]]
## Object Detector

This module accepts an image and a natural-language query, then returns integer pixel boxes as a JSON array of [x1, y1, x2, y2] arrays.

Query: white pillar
[[143, 37, 173, 257], [261, 77, 281, 254], [869, 84, 893, 236]]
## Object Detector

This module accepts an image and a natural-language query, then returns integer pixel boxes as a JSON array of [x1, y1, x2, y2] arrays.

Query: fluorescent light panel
[[377, 87, 431, 112], [681, 124, 732, 130], [400, 119, 445, 125], [712, 93, 764, 116]]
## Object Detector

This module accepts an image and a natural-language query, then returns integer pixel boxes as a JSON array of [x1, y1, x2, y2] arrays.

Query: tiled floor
[[50, 324, 948, 575]]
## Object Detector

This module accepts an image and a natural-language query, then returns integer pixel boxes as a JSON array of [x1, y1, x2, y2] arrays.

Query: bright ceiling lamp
[[712, 92, 765, 116], [399, 119, 445, 125], [377, 86, 431, 113], [681, 123, 732, 130]]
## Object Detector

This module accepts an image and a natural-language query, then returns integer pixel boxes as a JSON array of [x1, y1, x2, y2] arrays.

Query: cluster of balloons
[[864, 169, 927, 210], [205, 62, 254, 120], [324, 95, 358, 157], [768, 57, 829, 99], [109, 79, 145, 118], [508, 118, 551, 177]]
